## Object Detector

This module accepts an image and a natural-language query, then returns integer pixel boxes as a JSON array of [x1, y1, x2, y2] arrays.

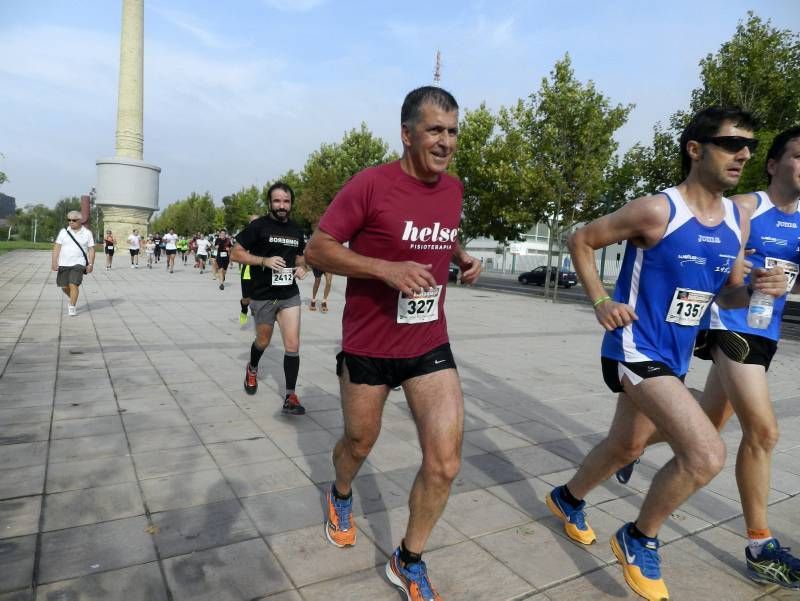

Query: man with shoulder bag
[[51, 210, 95, 316]]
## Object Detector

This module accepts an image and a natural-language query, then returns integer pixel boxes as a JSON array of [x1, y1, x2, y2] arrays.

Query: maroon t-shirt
[[318, 161, 463, 358]]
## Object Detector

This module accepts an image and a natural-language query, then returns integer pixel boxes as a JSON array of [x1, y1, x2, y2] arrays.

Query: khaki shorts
[[56, 265, 85, 287], [250, 294, 301, 325]]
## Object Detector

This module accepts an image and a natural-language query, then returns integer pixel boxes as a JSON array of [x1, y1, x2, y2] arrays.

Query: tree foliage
[[151, 192, 216, 234]]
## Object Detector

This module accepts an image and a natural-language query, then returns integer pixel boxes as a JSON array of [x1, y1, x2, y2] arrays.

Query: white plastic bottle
[[747, 290, 774, 329]]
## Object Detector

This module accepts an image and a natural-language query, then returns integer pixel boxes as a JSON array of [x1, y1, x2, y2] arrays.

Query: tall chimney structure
[[95, 0, 160, 247]]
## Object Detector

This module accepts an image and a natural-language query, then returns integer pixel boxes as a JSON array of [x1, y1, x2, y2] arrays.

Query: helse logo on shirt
[[401, 221, 459, 243]]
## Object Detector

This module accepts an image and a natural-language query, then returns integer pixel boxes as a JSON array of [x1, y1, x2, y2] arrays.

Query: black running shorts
[[601, 357, 684, 393], [166, 249, 177, 255], [129, 249, 139, 256], [693, 329, 777, 370], [217, 258, 230, 270], [56, 265, 85, 287], [336, 343, 457, 389]]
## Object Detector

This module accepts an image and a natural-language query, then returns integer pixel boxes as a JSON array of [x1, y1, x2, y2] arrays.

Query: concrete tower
[[95, 0, 160, 247]]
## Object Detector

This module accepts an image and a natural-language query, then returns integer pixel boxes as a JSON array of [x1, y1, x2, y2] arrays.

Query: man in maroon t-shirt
[[306, 86, 481, 600]]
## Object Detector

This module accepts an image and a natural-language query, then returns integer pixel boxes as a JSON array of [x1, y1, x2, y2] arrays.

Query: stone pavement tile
[[594, 494, 713, 544], [679, 488, 744, 525], [476, 521, 605, 589], [0, 535, 36, 593], [43, 481, 144, 531], [425, 540, 535, 600], [543, 565, 638, 600], [0, 379, 52, 394], [0, 465, 45, 500], [194, 420, 265, 445], [459, 452, 534, 488], [299, 567, 400, 601], [38, 516, 157, 584], [46, 455, 136, 493], [705, 466, 788, 505], [52, 400, 118, 420], [500, 419, 572, 445], [0, 589, 33, 601], [116, 395, 178, 413], [241, 484, 326, 536], [52, 415, 123, 439], [141, 469, 236, 512], [658, 527, 765, 600], [535, 433, 606, 465], [0, 422, 51, 445], [151, 498, 258, 559], [347, 473, 410, 517], [266, 523, 385, 588], [463, 427, 533, 453], [223, 458, 313, 498], [267, 428, 338, 458], [206, 437, 285, 468], [483, 477, 556, 521], [360, 505, 466, 556], [127, 425, 201, 453], [248, 411, 324, 434], [0, 442, 47, 469], [54, 386, 114, 404], [122, 409, 191, 432], [0, 406, 51, 425], [442, 489, 531, 538], [0, 393, 52, 408], [49, 433, 129, 463], [358, 440, 423, 472], [183, 404, 247, 425], [539, 506, 625, 564], [0, 496, 41, 539], [133, 445, 216, 479], [34, 562, 168, 601], [174, 393, 237, 412], [162, 538, 293, 601], [307, 408, 344, 430], [495, 446, 577, 478]]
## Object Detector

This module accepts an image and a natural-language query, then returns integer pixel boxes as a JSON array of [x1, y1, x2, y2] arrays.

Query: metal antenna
[[433, 49, 441, 86]]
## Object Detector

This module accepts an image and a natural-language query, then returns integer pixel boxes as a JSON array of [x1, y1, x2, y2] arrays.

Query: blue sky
[[1, 0, 798, 209]]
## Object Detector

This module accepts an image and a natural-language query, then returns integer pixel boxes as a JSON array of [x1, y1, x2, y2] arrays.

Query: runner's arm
[[568, 195, 670, 331], [51, 243, 61, 271], [305, 230, 437, 296], [230, 245, 286, 270], [451, 241, 481, 284]]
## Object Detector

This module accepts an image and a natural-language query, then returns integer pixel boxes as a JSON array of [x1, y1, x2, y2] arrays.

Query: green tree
[[509, 55, 632, 298], [0, 152, 7, 187], [222, 185, 260, 232], [263, 169, 310, 231], [298, 123, 396, 225], [152, 192, 216, 234]]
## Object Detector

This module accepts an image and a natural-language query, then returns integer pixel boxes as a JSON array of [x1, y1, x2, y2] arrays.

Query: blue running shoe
[[610, 523, 669, 600], [616, 458, 640, 484], [746, 538, 800, 589], [546, 485, 596, 545], [385, 547, 441, 601]]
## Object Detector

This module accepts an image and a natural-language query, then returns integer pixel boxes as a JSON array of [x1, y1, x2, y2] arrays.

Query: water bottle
[[747, 290, 774, 329]]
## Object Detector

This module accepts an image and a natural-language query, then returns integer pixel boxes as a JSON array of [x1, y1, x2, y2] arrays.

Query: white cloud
[[152, 6, 249, 50]]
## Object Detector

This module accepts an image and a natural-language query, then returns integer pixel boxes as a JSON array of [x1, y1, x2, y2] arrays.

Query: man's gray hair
[[67, 210, 82, 220], [401, 86, 458, 128]]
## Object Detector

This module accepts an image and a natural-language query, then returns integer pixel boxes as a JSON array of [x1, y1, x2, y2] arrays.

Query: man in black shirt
[[231, 182, 308, 415], [215, 229, 233, 290]]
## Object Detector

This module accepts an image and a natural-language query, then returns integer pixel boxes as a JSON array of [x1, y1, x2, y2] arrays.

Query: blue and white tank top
[[709, 191, 800, 341], [601, 187, 742, 376]]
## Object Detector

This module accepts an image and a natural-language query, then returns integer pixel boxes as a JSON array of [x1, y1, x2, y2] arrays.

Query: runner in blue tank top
[[544, 107, 788, 601], [619, 127, 800, 590]]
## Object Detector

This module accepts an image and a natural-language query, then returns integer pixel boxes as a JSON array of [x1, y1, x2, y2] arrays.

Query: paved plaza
[[1, 249, 799, 600]]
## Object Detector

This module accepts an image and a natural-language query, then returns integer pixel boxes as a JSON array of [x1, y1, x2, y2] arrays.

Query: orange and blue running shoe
[[386, 547, 441, 601], [546, 485, 596, 545], [610, 523, 669, 601], [325, 485, 356, 547], [746, 538, 800, 589]]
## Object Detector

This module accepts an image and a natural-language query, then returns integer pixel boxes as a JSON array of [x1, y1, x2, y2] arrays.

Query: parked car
[[448, 263, 459, 282], [517, 266, 578, 288]]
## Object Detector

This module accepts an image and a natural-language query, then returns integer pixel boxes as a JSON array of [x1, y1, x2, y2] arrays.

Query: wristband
[[593, 295, 611, 308]]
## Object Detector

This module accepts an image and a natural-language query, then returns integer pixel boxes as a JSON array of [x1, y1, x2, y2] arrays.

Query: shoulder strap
[[64, 228, 89, 265]]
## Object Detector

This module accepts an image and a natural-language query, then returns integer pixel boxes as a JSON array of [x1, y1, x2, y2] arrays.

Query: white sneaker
[[130, 264, 135, 269], [68, 305, 77, 316]]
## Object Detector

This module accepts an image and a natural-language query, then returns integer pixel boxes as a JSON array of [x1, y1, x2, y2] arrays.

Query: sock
[[250, 342, 265, 368], [560, 484, 582, 507], [399, 539, 422, 566], [629, 521, 654, 541], [240, 301, 248, 314], [331, 483, 351, 501], [747, 528, 772, 557], [284, 352, 299, 394]]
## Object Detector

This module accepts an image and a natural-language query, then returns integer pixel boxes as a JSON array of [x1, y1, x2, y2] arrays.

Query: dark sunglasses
[[699, 136, 759, 154], [68, 218, 80, 222]]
